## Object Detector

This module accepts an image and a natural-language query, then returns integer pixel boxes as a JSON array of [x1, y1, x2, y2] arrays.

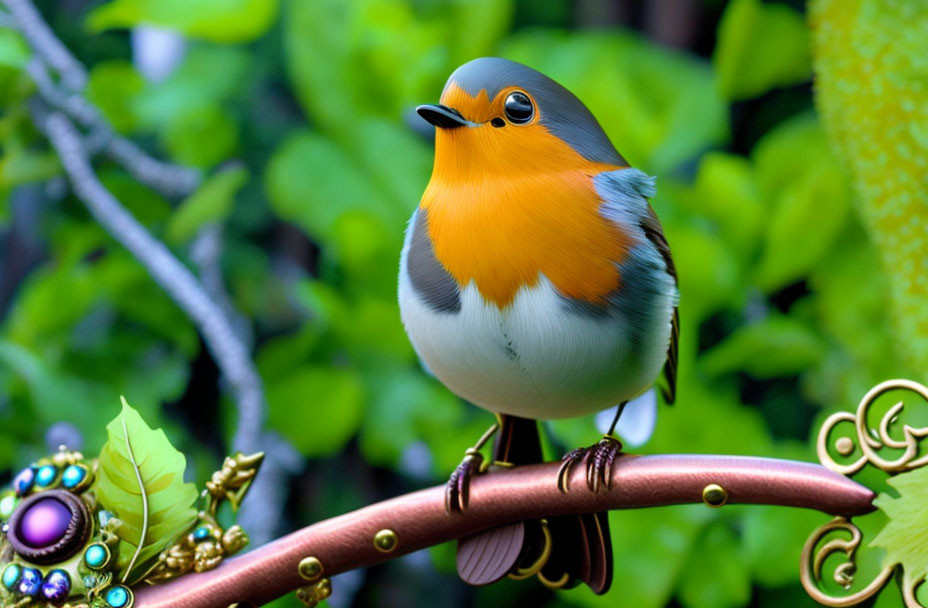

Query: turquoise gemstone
[[105, 585, 132, 608], [61, 465, 87, 489], [2, 564, 21, 590], [193, 526, 211, 541], [84, 543, 110, 569], [35, 465, 58, 488]]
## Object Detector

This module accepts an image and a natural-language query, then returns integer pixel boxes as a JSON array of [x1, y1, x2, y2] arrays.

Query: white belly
[[398, 270, 672, 420]]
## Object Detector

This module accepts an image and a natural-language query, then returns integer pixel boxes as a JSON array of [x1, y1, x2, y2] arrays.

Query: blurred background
[[0, 0, 924, 606]]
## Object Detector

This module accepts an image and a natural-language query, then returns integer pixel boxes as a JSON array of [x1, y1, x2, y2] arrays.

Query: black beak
[[416, 104, 467, 129]]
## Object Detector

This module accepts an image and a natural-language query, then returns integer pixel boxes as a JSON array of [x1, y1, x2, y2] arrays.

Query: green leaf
[[283, 0, 452, 133], [677, 521, 751, 608], [701, 315, 827, 380], [0, 150, 60, 187], [742, 505, 821, 587], [663, 218, 741, 323], [134, 45, 252, 131], [99, 169, 173, 227], [94, 398, 198, 581], [265, 130, 396, 244], [0, 28, 30, 69], [87, 61, 145, 133], [871, 466, 928, 586], [752, 115, 852, 291], [266, 366, 364, 457], [558, 506, 713, 608], [690, 152, 764, 257], [167, 165, 248, 243], [713, 0, 811, 100], [87, 0, 278, 43], [446, 0, 513, 66], [161, 103, 238, 168]]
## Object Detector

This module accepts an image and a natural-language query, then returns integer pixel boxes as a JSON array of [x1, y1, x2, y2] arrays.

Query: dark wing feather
[[639, 205, 679, 405]]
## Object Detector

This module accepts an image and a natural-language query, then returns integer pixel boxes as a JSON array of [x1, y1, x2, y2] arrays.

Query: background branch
[[39, 109, 267, 453], [134, 455, 875, 608], [1, 0, 294, 543]]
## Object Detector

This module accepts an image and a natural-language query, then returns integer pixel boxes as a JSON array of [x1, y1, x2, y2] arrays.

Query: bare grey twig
[[25, 58, 201, 197], [1, 0, 85, 91], [190, 223, 253, 347], [10, 0, 291, 544], [38, 107, 277, 541]]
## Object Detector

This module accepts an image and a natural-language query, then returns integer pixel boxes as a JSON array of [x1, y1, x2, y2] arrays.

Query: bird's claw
[[445, 448, 485, 514], [556, 436, 623, 494]]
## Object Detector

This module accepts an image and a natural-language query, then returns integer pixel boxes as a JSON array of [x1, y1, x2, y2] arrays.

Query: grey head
[[420, 57, 626, 166]]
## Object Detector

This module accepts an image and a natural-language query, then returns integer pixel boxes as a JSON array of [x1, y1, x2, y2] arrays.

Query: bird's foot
[[445, 447, 486, 514], [557, 435, 623, 494]]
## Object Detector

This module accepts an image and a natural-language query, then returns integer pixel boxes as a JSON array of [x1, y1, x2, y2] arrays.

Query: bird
[[398, 57, 679, 594]]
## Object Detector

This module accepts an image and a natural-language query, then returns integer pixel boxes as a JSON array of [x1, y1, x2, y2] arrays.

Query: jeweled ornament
[[105, 585, 132, 608], [194, 525, 211, 541], [39, 570, 70, 606], [84, 542, 110, 570], [16, 567, 42, 597], [35, 465, 57, 489], [60, 464, 87, 490], [1, 565, 20, 590], [0, 400, 263, 608], [18, 497, 69, 547], [12, 467, 35, 495], [0, 494, 16, 520], [6, 490, 89, 565]]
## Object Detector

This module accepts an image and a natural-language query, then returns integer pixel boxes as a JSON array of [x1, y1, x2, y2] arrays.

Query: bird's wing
[[639, 204, 679, 405], [591, 168, 679, 406]]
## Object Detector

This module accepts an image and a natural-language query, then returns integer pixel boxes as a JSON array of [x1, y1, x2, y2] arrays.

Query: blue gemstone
[[40, 570, 71, 605], [193, 526, 211, 541], [84, 543, 110, 569], [13, 467, 36, 495], [61, 465, 87, 489], [2, 564, 21, 590], [18, 568, 42, 596], [35, 465, 58, 488], [105, 585, 132, 608]]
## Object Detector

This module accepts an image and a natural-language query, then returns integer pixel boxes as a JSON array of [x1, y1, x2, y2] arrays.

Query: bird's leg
[[557, 402, 627, 494], [445, 420, 499, 514]]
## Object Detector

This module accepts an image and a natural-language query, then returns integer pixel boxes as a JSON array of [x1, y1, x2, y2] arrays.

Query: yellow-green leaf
[[871, 466, 928, 587], [810, 0, 928, 374], [86, 0, 278, 44], [714, 0, 811, 100], [167, 165, 247, 243], [94, 397, 198, 582]]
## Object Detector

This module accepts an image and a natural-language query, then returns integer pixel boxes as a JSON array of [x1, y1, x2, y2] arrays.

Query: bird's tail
[[455, 415, 614, 594]]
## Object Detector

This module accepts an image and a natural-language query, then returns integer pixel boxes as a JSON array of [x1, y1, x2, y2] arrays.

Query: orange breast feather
[[421, 100, 628, 308]]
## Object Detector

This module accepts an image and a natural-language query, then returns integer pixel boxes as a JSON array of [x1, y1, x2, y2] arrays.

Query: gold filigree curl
[[817, 379, 928, 476], [800, 517, 894, 607]]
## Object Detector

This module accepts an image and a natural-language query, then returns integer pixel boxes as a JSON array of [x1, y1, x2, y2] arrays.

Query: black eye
[[504, 91, 534, 124]]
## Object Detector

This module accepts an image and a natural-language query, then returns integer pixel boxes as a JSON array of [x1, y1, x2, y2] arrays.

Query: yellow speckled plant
[[810, 0, 928, 374]]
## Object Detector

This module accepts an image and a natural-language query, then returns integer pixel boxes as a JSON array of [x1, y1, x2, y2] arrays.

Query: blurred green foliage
[[0, 1, 923, 607]]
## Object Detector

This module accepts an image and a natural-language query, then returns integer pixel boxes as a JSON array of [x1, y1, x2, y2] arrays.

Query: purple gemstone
[[41, 570, 71, 606], [16, 497, 72, 548], [17, 568, 42, 596], [13, 467, 36, 495]]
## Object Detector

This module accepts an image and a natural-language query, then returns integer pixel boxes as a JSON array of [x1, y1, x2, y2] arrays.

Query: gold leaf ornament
[[93, 398, 199, 583]]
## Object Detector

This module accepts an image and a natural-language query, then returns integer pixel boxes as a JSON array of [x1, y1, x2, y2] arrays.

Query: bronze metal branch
[[133, 454, 874, 608]]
